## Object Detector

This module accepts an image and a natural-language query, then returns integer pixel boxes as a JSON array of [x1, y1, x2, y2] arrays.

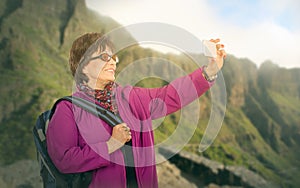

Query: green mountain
[[0, 0, 123, 162], [0, 0, 299, 187]]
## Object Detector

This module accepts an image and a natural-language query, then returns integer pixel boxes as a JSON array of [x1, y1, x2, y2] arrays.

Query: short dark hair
[[69, 32, 115, 84]]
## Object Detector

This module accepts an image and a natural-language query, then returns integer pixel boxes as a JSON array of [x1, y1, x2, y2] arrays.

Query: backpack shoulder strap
[[49, 96, 122, 127], [43, 97, 74, 135]]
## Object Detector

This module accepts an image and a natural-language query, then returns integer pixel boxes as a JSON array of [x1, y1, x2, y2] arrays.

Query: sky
[[86, 0, 300, 68]]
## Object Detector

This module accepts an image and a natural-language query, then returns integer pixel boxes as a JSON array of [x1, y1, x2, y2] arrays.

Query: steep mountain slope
[[0, 0, 299, 187], [215, 57, 300, 186], [0, 0, 124, 163]]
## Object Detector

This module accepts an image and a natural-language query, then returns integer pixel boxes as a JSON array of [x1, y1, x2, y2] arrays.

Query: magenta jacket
[[47, 68, 213, 188]]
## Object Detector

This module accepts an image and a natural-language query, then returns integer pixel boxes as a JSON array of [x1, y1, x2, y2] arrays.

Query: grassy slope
[[0, 0, 123, 163]]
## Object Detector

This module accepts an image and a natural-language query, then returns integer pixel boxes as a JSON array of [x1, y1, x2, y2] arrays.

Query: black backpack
[[32, 96, 122, 188]]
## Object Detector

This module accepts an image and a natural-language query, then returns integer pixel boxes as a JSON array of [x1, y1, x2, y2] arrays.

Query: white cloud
[[86, 0, 300, 68], [225, 22, 300, 67]]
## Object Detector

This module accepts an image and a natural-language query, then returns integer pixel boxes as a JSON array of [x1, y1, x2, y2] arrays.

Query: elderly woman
[[47, 32, 226, 188]]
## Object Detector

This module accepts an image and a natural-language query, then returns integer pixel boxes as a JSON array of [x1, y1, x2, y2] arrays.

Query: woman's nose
[[107, 58, 117, 66]]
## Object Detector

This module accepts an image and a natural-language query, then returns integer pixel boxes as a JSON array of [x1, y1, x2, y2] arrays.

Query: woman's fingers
[[107, 124, 130, 153], [209, 38, 220, 43], [211, 39, 226, 59], [122, 124, 132, 142], [208, 38, 226, 58], [112, 123, 132, 144], [122, 124, 130, 132], [216, 43, 224, 50], [205, 38, 227, 75]]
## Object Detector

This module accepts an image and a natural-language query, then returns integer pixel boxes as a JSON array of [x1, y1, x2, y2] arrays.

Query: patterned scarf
[[78, 82, 118, 114]]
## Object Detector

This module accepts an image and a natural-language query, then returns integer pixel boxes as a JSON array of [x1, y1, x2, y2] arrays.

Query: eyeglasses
[[89, 52, 119, 63]]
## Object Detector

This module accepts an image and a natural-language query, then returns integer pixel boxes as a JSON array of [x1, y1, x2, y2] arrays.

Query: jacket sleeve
[[130, 67, 214, 120], [46, 101, 111, 173]]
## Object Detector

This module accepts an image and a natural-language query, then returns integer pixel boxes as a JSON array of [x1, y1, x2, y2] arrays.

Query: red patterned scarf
[[78, 82, 118, 114]]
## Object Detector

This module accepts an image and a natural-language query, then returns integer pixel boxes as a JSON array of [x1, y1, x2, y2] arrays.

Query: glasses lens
[[112, 54, 119, 63], [100, 53, 110, 62]]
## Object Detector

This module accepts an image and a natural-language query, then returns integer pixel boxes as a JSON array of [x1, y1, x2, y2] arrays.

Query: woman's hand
[[205, 38, 227, 77], [106, 123, 132, 154]]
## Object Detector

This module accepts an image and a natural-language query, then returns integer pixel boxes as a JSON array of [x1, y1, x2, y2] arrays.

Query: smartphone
[[202, 40, 217, 58]]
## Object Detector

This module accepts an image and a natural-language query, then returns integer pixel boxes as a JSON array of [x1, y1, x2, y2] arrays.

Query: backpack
[[32, 96, 122, 188]]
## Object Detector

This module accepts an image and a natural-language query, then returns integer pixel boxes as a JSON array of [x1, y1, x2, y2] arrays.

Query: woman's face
[[83, 47, 117, 89]]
